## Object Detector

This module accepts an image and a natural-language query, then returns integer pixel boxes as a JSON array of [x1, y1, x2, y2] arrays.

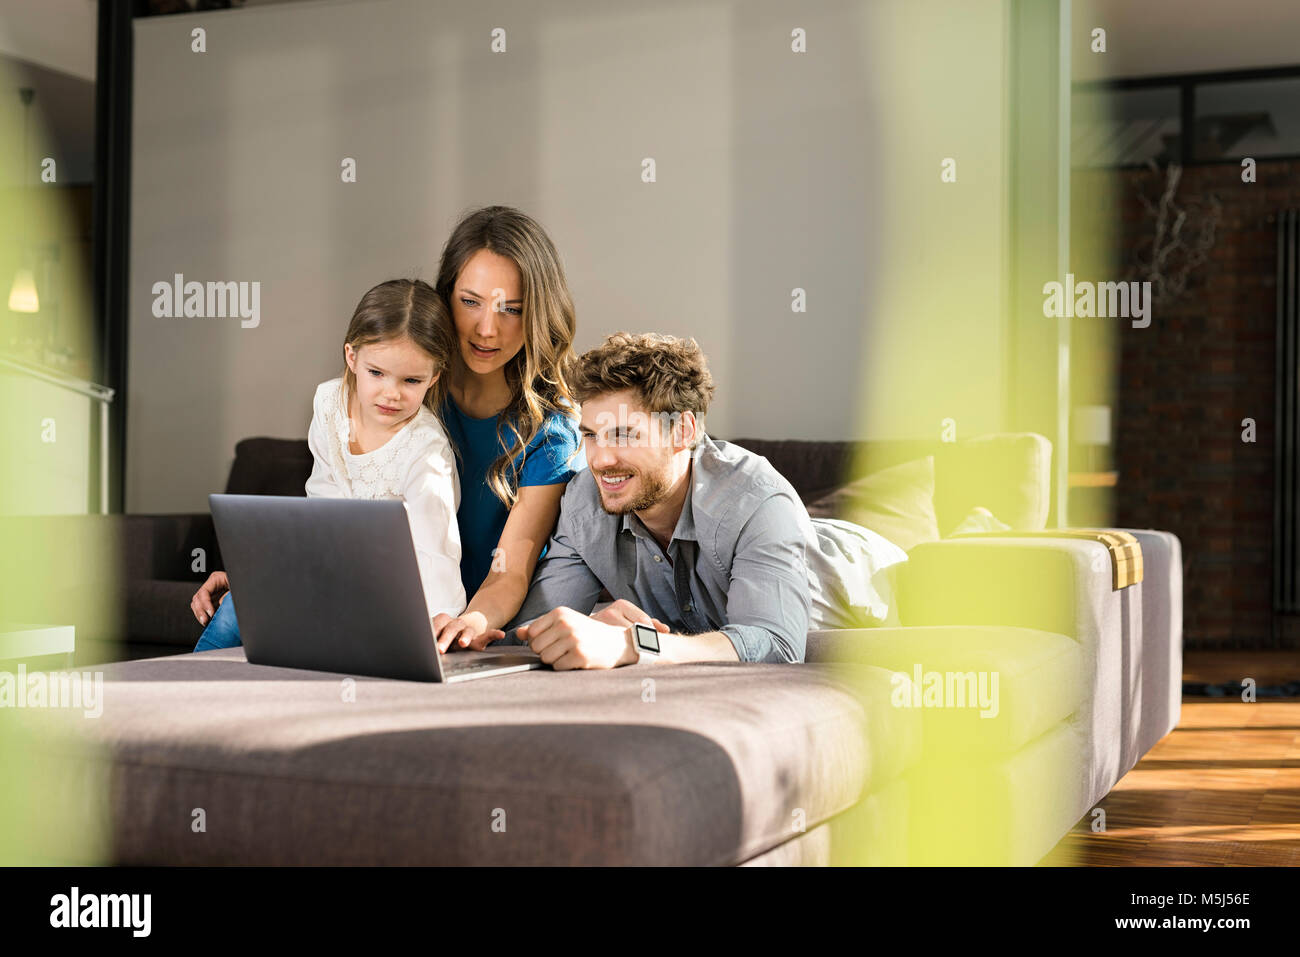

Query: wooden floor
[[1045, 652, 1300, 866]]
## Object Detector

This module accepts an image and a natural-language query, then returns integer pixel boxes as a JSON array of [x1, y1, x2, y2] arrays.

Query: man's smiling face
[[579, 389, 680, 515]]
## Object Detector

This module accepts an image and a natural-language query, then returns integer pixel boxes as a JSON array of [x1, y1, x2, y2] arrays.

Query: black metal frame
[[1073, 63, 1300, 168], [92, 1, 151, 512], [1276, 210, 1300, 635]]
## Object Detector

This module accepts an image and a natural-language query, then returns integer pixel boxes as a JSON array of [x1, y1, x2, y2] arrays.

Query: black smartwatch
[[629, 622, 661, 663]]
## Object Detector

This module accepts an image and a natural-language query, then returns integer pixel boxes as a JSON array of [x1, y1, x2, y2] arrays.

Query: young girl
[[190, 278, 467, 649]]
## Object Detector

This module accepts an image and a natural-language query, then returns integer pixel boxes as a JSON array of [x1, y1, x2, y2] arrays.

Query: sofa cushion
[[225, 438, 314, 496], [931, 433, 1051, 533], [944, 505, 1011, 538], [805, 456, 941, 552], [729, 433, 1052, 535], [70, 649, 922, 866], [806, 625, 1086, 755], [723, 438, 861, 500]]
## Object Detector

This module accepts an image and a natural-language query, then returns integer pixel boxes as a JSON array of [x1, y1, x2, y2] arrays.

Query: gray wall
[[127, 0, 1010, 512]]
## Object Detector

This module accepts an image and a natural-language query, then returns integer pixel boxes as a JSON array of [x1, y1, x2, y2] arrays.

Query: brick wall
[[1097, 159, 1296, 649]]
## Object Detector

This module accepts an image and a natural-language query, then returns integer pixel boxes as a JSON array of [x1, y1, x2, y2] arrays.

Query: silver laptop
[[209, 494, 545, 682]]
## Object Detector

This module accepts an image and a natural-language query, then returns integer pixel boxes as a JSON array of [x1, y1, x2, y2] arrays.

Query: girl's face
[[344, 336, 438, 427], [450, 248, 527, 378]]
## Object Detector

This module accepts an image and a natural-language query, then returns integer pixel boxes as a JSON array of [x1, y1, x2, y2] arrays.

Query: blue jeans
[[194, 596, 242, 651]]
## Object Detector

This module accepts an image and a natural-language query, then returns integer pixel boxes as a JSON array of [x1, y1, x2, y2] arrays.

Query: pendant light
[[8, 87, 39, 314]]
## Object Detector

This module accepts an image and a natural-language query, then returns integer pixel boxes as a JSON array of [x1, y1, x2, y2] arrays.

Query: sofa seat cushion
[[78, 649, 921, 866], [806, 625, 1085, 755]]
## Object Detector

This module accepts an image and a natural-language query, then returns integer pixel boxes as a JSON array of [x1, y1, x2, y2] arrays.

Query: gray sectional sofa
[[7, 432, 1183, 865]]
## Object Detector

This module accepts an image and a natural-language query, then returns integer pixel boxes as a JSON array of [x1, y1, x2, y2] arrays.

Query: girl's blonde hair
[[341, 279, 456, 422], [435, 206, 578, 507]]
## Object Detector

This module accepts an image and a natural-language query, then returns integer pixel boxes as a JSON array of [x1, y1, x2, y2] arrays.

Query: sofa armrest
[[121, 514, 221, 582], [1112, 528, 1184, 770], [121, 515, 220, 657]]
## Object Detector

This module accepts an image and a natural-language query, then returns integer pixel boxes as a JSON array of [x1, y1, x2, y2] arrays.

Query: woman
[[427, 205, 582, 650], [190, 206, 583, 651]]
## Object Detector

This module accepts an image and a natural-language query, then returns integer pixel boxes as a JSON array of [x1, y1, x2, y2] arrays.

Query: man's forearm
[[644, 630, 741, 664]]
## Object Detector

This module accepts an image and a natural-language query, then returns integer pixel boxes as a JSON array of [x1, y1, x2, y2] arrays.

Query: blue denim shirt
[[506, 434, 812, 663]]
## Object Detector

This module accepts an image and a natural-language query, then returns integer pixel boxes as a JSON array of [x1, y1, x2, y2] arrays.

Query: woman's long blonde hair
[[436, 206, 578, 507]]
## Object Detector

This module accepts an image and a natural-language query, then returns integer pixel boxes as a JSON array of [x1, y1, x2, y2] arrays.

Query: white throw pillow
[[806, 517, 909, 629]]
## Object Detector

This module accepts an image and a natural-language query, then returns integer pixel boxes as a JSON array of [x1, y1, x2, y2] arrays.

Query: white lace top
[[304, 377, 466, 618]]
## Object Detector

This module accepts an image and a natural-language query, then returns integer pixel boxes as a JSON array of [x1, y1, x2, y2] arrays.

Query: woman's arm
[[434, 481, 565, 651]]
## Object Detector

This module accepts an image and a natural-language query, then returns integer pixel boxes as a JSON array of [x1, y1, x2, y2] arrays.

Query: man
[[471, 332, 903, 669]]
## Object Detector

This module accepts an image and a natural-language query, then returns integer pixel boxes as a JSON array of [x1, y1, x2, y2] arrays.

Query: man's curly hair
[[573, 332, 716, 439]]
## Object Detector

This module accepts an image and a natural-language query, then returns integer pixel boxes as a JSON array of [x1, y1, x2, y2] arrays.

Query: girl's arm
[[404, 434, 469, 621], [305, 383, 347, 498], [434, 481, 565, 652]]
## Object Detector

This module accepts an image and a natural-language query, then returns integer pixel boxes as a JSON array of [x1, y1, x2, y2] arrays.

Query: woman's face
[[450, 248, 527, 378]]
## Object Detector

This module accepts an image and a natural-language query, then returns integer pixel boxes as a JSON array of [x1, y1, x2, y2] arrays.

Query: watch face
[[634, 623, 660, 654]]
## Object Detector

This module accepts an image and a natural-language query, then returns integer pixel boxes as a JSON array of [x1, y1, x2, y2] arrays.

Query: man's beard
[[596, 467, 672, 515]]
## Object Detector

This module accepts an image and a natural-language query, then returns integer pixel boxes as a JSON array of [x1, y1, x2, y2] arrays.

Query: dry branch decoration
[[1128, 159, 1222, 304]]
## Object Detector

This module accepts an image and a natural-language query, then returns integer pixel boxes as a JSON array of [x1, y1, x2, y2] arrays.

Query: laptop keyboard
[[447, 660, 499, 673], [444, 654, 537, 674]]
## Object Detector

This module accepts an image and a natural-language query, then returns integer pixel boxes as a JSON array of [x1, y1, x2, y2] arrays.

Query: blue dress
[[193, 398, 582, 651]]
